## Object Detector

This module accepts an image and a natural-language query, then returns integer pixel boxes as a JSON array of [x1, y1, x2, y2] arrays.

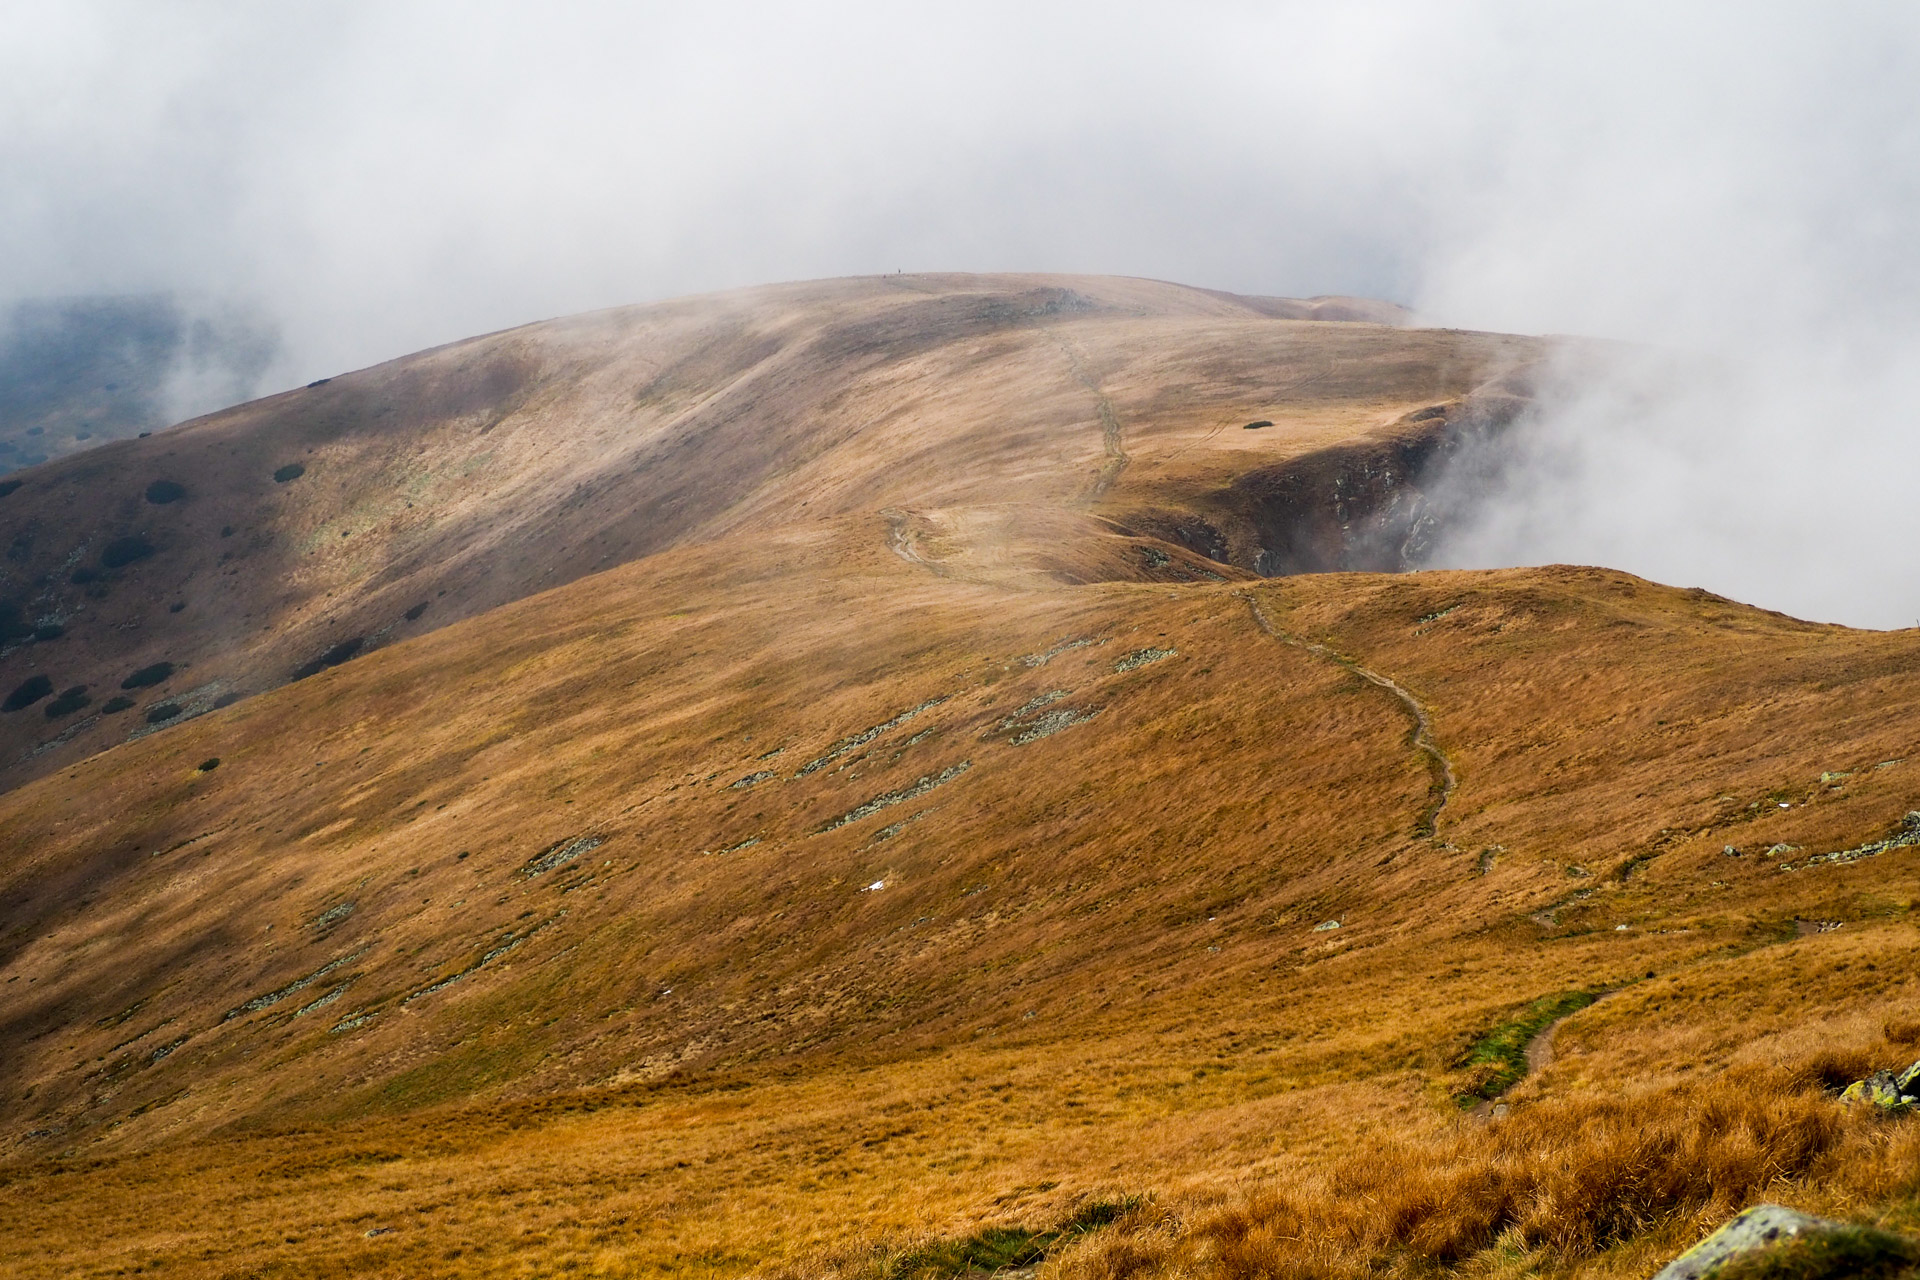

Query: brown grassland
[[0, 276, 1915, 1278]]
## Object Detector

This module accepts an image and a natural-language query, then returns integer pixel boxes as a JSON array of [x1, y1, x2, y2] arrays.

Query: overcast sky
[[4, 3, 1919, 624]]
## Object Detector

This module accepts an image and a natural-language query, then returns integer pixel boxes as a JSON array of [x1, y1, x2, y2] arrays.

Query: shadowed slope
[[0, 274, 1517, 792]]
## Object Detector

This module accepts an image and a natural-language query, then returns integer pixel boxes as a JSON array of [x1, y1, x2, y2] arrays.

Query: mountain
[[0, 294, 277, 475], [0, 275, 1915, 1280]]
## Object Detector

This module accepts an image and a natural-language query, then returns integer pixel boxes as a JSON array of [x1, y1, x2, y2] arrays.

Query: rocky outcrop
[[1651, 1204, 1920, 1280]]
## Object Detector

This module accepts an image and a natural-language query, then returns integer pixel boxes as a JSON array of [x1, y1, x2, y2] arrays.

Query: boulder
[[1840, 1057, 1920, 1112], [1650, 1204, 1919, 1279]]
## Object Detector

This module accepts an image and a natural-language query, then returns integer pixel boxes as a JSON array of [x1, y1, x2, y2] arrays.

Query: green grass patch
[[1453, 990, 1597, 1106], [886, 1198, 1141, 1279]]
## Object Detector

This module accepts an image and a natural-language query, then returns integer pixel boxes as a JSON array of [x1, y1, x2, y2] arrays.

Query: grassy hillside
[[0, 278, 1914, 1278]]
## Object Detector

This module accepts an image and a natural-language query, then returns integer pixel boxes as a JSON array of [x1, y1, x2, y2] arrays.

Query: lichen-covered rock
[[1840, 1057, 1920, 1111], [1650, 1204, 1920, 1280]]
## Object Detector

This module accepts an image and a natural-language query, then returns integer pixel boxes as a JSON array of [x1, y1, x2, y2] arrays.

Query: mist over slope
[[0, 279, 1916, 1278], [0, 295, 276, 473], [0, 274, 1520, 792]]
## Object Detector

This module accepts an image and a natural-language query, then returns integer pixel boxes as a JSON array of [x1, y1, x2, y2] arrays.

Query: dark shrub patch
[[196, 757, 220, 772], [168, 602, 185, 613], [44, 686, 90, 718], [273, 463, 305, 483], [121, 661, 175, 689], [145, 702, 182, 724], [34, 622, 64, 640], [306, 377, 331, 387], [70, 567, 99, 585], [220, 525, 233, 537], [144, 480, 187, 504], [100, 695, 134, 714], [3, 675, 54, 712], [292, 636, 364, 680], [0, 600, 31, 643], [0, 479, 20, 498], [100, 535, 155, 569], [404, 601, 429, 621], [212, 690, 242, 709]]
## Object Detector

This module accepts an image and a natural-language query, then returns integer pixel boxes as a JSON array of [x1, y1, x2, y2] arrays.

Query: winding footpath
[[1238, 590, 1457, 838]]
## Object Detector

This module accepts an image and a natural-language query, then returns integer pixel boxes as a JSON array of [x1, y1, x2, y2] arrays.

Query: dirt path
[[1034, 327, 1129, 502], [1238, 591, 1456, 837], [882, 508, 943, 575]]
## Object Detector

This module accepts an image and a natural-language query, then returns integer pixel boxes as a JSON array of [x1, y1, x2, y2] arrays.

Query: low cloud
[[2, 3, 1917, 623]]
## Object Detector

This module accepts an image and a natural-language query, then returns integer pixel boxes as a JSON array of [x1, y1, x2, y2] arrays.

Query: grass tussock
[[1055, 1069, 1920, 1280]]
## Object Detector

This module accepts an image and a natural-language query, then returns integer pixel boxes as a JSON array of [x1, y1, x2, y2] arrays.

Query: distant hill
[[0, 275, 1522, 792], [0, 294, 276, 474]]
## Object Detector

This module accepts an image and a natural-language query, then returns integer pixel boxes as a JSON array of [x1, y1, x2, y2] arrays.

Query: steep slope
[[0, 278, 1916, 1280], [0, 274, 1524, 792]]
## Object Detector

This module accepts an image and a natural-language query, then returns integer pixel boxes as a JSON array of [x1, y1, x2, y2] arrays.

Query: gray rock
[[1650, 1203, 1917, 1280], [1840, 1057, 1920, 1110], [1898, 1058, 1920, 1098]]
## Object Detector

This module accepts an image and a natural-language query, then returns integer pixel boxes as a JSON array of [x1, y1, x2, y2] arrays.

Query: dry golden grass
[[0, 279, 1916, 1277]]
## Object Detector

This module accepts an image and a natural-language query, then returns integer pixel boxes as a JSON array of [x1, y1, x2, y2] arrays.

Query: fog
[[3, 3, 1918, 624]]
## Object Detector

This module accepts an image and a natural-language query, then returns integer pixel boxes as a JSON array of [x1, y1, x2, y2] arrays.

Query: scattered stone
[[1312, 920, 1340, 932], [1651, 1203, 1920, 1280], [222, 945, 369, 1021], [1113, 647, 1176, 673], [795, 696, 946, 777], [728, 770, 776, 790], [1021, 636, 1099, 667], [521, 835, 604, 878], [310, 901, 356, 930], [820, 761, 971, 832], [1782, 813, 1920, 871], [1010, 706, 1100, 745]]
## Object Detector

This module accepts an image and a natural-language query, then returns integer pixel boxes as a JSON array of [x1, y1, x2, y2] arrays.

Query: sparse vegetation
[[99, 534, 154, 568], [120, 661, 174, 689], [291, 635, 364, 680], [42, 685, 89, 718], [2, 674, 52, 712]]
